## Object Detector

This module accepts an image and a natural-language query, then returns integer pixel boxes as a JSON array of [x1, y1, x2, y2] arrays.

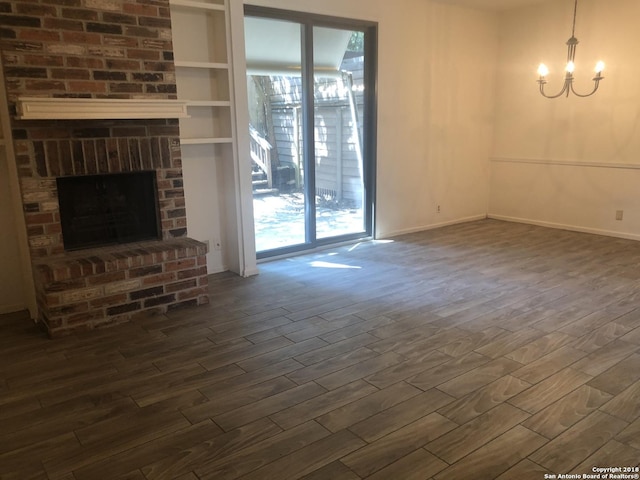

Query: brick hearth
[[35, 238, 208, 336], [0, 0, 210, 336]]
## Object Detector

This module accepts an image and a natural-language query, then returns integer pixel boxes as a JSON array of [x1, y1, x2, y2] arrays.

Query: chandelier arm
[[538, 79, 571, 99], [569, 79, 602, 98]]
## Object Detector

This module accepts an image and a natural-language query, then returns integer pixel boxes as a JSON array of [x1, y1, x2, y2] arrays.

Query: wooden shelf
[[180, 137, 233, 145], [175, 61, 229, 70], [169, 0, 225, 11]]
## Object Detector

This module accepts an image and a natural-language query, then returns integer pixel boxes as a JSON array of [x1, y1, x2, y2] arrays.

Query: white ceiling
[[433, 0, 550, 11], [244, 17, 352, 76]]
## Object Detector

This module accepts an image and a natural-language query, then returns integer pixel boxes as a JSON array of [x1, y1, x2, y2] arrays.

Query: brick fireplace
[[0, 0, 209, 336]]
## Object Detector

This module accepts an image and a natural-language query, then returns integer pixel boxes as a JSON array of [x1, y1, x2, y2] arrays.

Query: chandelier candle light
[[537, 0, 605, 98]]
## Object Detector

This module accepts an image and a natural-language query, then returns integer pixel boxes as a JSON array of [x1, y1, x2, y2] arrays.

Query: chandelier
[[537, 0, 604, 98]]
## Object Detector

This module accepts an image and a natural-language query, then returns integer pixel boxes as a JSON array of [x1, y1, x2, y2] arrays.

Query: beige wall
[[366, 0, 497, 237], [490, 0, 640, 239]]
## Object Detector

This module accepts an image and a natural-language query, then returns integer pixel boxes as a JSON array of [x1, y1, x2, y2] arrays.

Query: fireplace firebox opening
[[57, 171, 161, 251]]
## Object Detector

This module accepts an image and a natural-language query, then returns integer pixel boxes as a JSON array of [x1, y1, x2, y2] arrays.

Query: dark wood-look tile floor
[[2, 219, 640, 479]]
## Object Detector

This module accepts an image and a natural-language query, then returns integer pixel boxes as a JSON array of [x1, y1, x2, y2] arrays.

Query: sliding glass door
[[244, 7, 377, 257]]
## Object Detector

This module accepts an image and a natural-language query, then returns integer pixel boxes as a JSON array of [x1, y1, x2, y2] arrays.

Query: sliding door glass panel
[[245, 16, 307, 252], [245, 7, 375, 258], [313, 27, 366, 240]]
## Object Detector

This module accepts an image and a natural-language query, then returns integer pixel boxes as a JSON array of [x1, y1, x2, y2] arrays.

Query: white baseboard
[[205, 264, 258, 277], [378, 214, 488, 239], [207, 265, 228, 275], [488, 214, 640, 242], [242, 267, 260, 277]]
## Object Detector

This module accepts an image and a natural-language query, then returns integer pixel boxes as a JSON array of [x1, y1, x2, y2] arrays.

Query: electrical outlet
[[214, 238, 222, 251], [616, 210, 623, 221]]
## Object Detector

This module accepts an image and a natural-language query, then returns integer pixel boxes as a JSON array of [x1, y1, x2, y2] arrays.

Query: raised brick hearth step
[[34, 238, 209, 337]]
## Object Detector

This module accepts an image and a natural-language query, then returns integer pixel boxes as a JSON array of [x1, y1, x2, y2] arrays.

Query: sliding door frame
[[244, 5, 378, 259]]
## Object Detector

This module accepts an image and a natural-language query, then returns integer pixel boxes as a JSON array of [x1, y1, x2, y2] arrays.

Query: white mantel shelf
[[16, 97, 190, 120]]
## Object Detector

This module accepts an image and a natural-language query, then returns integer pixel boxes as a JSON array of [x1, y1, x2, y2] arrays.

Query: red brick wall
[[35, 238, 208, 337], [0, 0, 187, 258], [0, 1, 210, 335], [0, 0, 176, 103]]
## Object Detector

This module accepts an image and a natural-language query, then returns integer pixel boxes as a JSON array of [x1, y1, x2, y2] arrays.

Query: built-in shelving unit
[[170, 0, 231, 146], [170, 0, 256, 276]]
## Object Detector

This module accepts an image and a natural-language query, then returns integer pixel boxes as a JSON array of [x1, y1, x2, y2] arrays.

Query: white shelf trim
[[174, 61, 229, 69], [169, 0, 225, 12], [180, 137, 233, 145], [16, 97, 189, 120], [186, 100, 231, 107]]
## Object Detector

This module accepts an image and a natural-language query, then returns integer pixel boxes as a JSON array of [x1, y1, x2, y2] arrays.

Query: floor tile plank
[[495, 459, 552, 480], [505, 331, 576, 364], [586, 352, 640, 395], [314, 351, 405, 390], [182, 376, 297, 424], [407, 351, 491, 391], [238, 430, 365, 480], [433, 426, 547, 480], [508, 368, 592, 414], [141, 418, 282, 480], [364, 349, 452, 389], [316, 381, 422, 432], [523, 384, 612, 439], [213, 382, 326, 431], [436, 357, 522, 398], [341, 412, 457, 477], [615, 418, 640, 450], [529, 411, 629, 472], [194, 421, 329, 480], [437, 374, 531, 424], [348, 388, 455, 443], [599, 380, 640, 422], [73, 420, 223, 480], [299, 461, 360, 480], [270, 380, 379, 430], [511, 345, 587, 384], [366, 448, 448, 480], [425, 403, 530, 464]]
